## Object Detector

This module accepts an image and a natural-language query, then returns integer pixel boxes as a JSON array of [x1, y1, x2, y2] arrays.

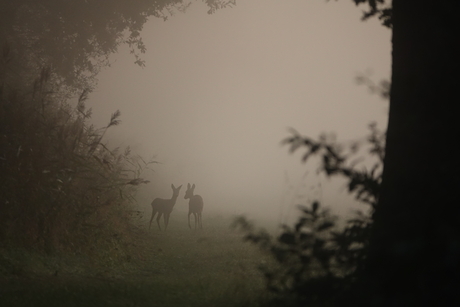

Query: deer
[[184, 183, 204, 229], [149, 184, 182, 231]]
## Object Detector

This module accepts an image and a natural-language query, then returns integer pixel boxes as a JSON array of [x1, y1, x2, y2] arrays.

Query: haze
[[86, 0, 390, 226]]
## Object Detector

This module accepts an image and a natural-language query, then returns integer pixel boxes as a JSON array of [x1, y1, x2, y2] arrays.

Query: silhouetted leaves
[[351, 0, 392, 28], [204, 0, 236, 14], [312, 201, 319, 213], [317, 221, 334, 232], [279, 233, 296, 245], [235, 201, 356, 306], [283, 124, 384, 208], [236, 125, 385, 306]]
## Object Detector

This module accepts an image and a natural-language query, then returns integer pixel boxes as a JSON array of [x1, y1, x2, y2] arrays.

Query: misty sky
[[87, 0, 390, 224]]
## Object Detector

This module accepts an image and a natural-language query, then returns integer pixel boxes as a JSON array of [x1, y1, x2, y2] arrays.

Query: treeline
[[0, 0, 172, 256]]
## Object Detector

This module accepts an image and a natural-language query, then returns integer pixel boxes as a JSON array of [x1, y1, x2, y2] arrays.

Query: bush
[[234, 125, 385, 306], [0, 66, 153, 257]]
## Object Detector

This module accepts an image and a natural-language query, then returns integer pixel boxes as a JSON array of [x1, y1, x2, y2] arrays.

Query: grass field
[[0, 212, 276, 307]]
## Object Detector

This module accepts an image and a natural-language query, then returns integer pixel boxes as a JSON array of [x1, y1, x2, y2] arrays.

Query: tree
[[364, 1, 460, 306], [0, 0, 235, 94], [268, 1, 459, 305]]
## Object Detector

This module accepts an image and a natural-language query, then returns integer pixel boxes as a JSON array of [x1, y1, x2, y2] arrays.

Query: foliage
[[0, 65, 154, 256], [234, 201, 371, 306], [0, 0, 235, 94], [234, 125, 385, 306], [355, 72, 390, 100], [283, 123, 385, 209], [349, 0, 392, 28]]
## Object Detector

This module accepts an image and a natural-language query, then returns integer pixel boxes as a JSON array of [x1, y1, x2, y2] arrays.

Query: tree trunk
[[366, 1, 460, 306]]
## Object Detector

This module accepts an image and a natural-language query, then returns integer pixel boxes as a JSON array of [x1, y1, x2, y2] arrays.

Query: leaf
[[297, 204, 311, 215], [313, 238, 325, 249], [295, 217, 308, 232], [299, 232, 313, 242], [302, 152, 311, 162], [300, 255, 311, 265], [317, 221, 335, 232], [279, 233, 296, 245], [312, 201, 320, 213], [271, 246, 289, 263]]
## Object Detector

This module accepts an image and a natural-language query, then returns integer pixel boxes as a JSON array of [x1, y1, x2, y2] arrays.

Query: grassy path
[[0, 214, 273, 307]]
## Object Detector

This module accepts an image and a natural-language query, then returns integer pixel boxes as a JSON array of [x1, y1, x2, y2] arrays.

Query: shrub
[[234, 125, 385, 306], [0, 67, 153, 256]]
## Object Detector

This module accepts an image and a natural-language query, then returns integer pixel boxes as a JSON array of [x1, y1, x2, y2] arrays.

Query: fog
[[86, 0, 390, 226]]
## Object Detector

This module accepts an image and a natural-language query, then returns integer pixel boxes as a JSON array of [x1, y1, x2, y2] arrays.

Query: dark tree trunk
[[366, 1, 460, 306]]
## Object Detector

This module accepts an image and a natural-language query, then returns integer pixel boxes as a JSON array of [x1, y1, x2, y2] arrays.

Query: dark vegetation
[[0, 0, 236, 94], [0, 0, 171, 268], [0, 61, 154, 257], [234, 120, 385, 306]]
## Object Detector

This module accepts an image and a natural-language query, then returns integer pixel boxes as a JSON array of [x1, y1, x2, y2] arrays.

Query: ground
[[0, 213, 275, 307]]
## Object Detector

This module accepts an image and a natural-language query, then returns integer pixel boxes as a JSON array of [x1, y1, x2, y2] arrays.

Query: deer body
[[184, 183, 203, 229], [149, 184, 182, 231]]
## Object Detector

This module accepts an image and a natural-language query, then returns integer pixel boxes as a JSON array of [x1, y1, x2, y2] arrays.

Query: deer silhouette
[[184, 183, 203, 229], [149, 184, 182, 231]]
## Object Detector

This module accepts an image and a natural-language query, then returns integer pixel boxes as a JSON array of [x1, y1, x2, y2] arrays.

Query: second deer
[[149, 184, 182, 231], [184, 183, 203, 229]]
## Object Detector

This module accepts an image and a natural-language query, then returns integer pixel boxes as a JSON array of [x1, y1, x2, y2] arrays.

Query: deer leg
[[198, 212, 202, 229], [149, 209, 157, 230], [164, 213, 170, 230], [194, 213, 198, 229], [188, 212, 192, 229], [156, 212, 163, 231]]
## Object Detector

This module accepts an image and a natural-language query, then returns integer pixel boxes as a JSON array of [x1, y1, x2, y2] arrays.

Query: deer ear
[[171, 184, 175, 189], [187, 183, 191, 189], [192, 184, 195, 189]]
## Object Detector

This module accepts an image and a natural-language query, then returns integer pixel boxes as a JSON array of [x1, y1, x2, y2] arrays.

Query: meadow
[[0, 212, 276, 307]]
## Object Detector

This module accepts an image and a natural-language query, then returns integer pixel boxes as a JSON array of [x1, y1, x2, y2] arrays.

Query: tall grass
[[0, 61, 153, 258]]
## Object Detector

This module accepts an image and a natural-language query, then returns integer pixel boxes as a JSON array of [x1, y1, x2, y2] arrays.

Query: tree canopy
[[0, 0, 235, 94]]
